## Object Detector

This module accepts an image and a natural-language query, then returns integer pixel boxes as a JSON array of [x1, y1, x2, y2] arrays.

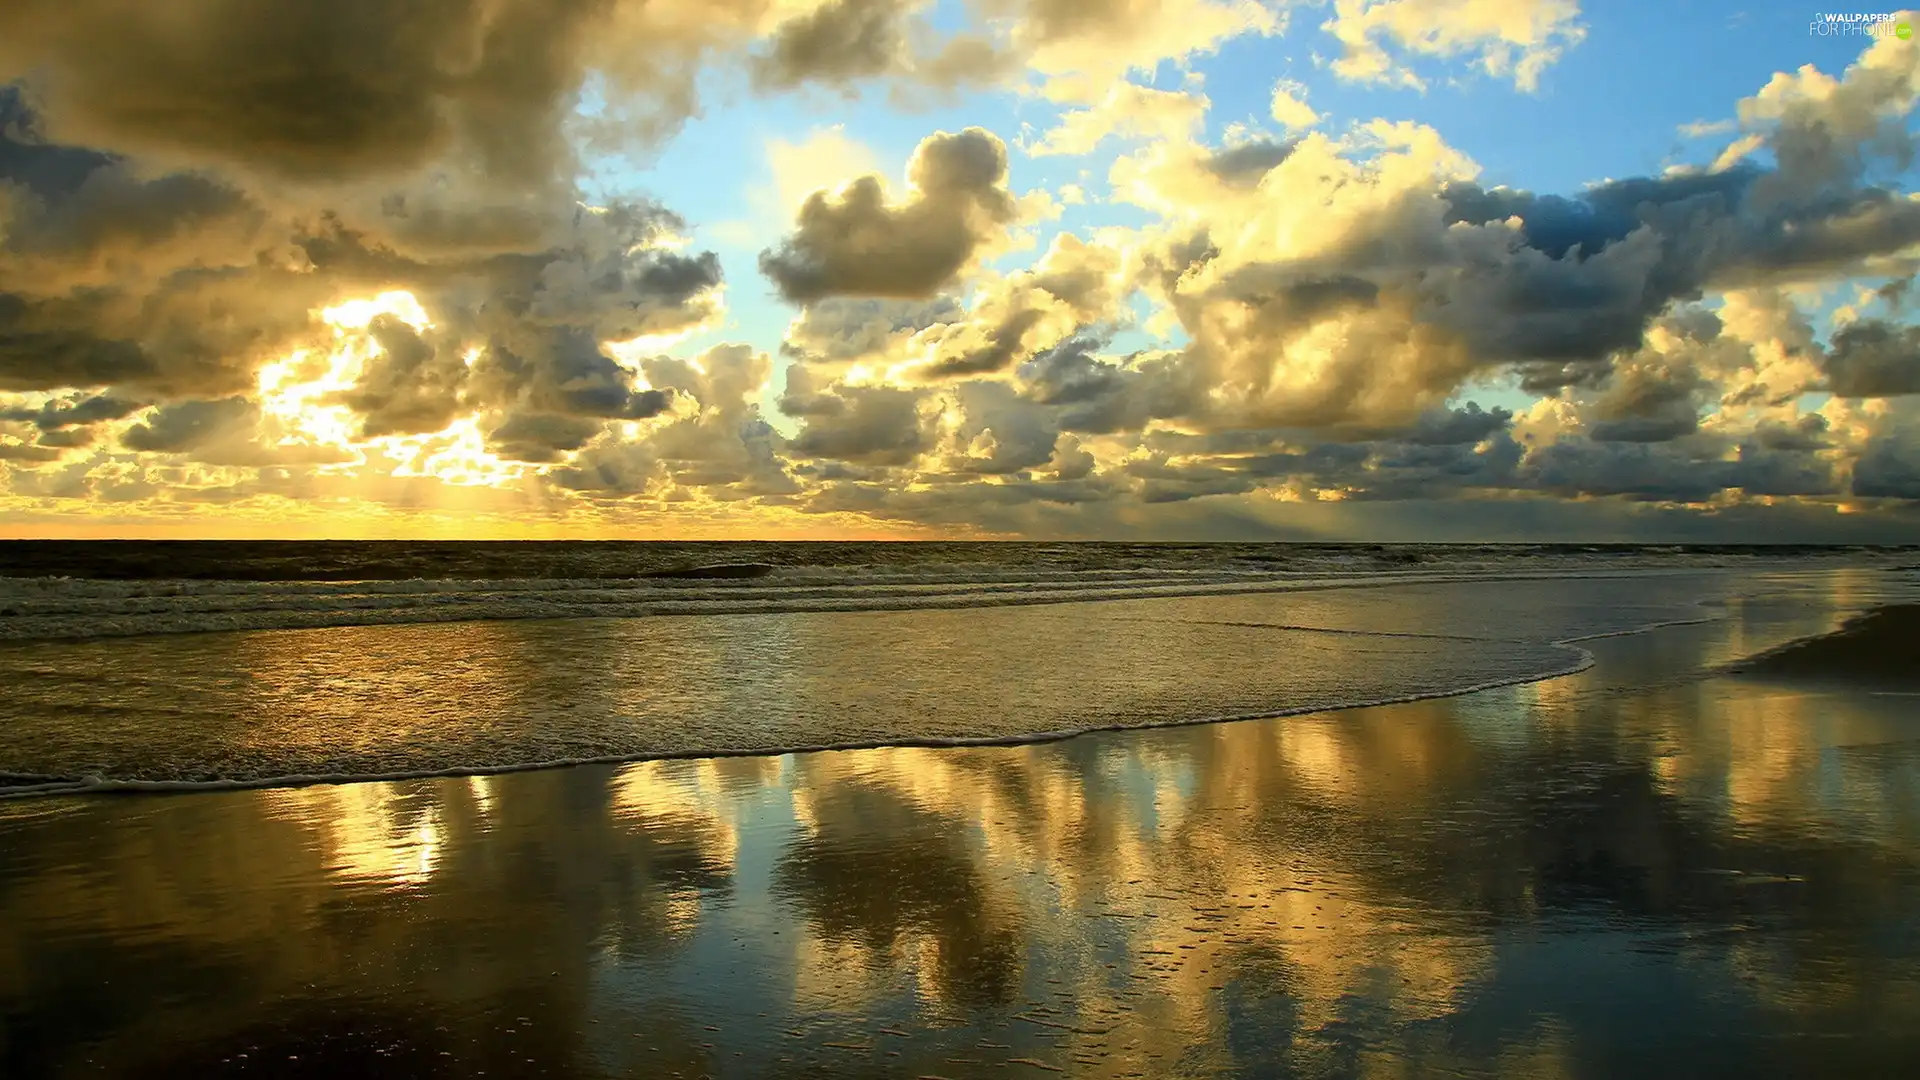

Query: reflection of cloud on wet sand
[[4, 572, 1920, 1074]]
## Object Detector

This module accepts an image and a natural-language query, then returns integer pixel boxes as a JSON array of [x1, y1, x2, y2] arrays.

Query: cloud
[[759, 127, 1020, 302], [1269, 80, 1320, 131], [119, 396, 256, 453], [1028, 84, 1209, 157], [5, 7, 1920, 538], [4, 0, 592, 188], [484, 412, 608, 464], [1200, 138, 1300, 186], [751, 0, 916, 90], [899, 232, 1130, 380], [0, 392, 147, 430], [1006, 0, 1284, 103], [780, 295, 968, 370], [1825, 318, 1920, 397], [329, 316, 471, 438], [784, 381, 933, 464], [1851, 434, 1920, 498], [765, 127, 886, 223], [0, 81, 728, 429], [0, 0, 784, 190], [1321, 0, 1587, 92], [1403, 402, 1512, 445]]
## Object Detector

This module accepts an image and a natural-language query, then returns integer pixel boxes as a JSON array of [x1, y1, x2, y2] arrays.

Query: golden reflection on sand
[[261, 784, 444, 888], [3, 571, 1920, 1076]]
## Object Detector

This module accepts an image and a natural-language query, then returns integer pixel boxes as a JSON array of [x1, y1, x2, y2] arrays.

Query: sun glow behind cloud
[[255, 291, 525, 489], [3, 5, 1919, 541]]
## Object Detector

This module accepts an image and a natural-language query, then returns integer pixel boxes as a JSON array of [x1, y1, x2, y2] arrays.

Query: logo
[[1810, 11, 1914, 37]]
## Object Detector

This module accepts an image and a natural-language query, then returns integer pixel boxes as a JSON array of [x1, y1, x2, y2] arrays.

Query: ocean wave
[[0, 565, 1741, 642], [1, 567, 1906, 798]]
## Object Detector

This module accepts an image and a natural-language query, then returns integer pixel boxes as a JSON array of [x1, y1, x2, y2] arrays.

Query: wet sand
[[4, 583, 1920, 1078], [1730, 602, 1920, 690]]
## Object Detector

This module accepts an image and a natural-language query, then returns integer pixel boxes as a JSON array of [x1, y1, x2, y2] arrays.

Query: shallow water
[[0, 572, 1791, 789], [3, 569, 1920, 1077]]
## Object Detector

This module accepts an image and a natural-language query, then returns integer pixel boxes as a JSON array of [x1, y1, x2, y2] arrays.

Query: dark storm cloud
[[547, 439, 666, 495], [1588, 411, 1702, 444], [1521, 440, 1734, 503], [1518, 435, 1842, 502], [1123, 53, 1920, 445], [1425, 167, 1920, 389], [0, 268, 331, 396], [1850, 437, 1920, 499], [759, 128, 1019, 303], [0, 6, 729, 430], [0, 87, 111, 198], [1722, 440, 1840, 497], [1402, 403, 1512, 446], [32, 426, 94, 448], [1824, 318, 1920, 397], [1120, 425, 1525, 505], [0, 104, 723, 407], [1, 161, 262, 283], [777, 363, 850, 418], [0, 0, 616, 188], [0, 89, 328, 395], [1753, 414, 1831, 452]]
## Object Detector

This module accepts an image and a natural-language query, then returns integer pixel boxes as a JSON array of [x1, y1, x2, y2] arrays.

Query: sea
[[3, 541, 1917, 797]]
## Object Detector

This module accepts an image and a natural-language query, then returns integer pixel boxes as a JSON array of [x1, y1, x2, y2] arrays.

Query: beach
[[3, 556, 1920, 1077]]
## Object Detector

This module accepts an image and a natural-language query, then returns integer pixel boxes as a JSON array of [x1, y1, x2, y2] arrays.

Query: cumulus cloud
[[785, 381, 934, 465], [748, 0, 1013, 96], [759, 127, 1020, 302], [0, 392, 146, 430], [1825, 319, 1920, 397], [1003, 0, 1284, 103], [1852, 434, 1920, 498], [1321, 0, 1587, 92], [329, 316, 471, 438], [0, 0, 785, 188], [1028, 85, 1209, 157], [5, 2, 1920, 537], [752, 28, 1920, 532], [1268, 80, 1320, 131]]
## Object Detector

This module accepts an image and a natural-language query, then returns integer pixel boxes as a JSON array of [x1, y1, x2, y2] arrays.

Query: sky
[[2, 1, 1919, 542]]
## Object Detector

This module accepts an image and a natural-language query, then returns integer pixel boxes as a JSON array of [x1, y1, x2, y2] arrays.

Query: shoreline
[[0, 576, 1768, 800], [4, 580, 1919, 1078], [7, 572, 1911, 801]]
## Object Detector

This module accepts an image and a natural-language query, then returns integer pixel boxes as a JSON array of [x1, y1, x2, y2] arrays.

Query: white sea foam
[[0, 644, 1601, 800]]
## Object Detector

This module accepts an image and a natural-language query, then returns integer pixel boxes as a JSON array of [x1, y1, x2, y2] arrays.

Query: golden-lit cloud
[[2, 5, 1919, 539], [1267, 79, 1320, 131], [1321, 0, 1587, 92]]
